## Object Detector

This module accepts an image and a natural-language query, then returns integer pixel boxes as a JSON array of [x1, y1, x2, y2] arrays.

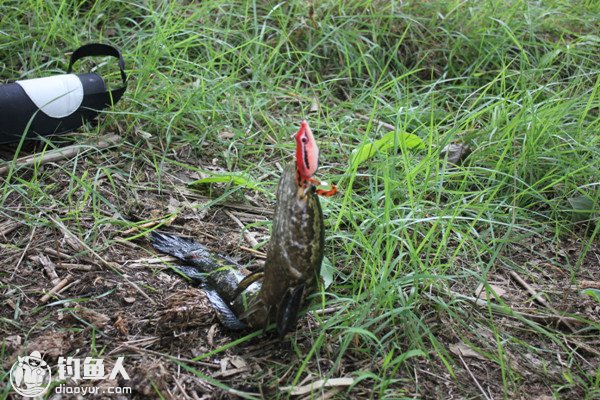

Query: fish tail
[[205, 289, 247, 330], [150, 231, 208, 260]]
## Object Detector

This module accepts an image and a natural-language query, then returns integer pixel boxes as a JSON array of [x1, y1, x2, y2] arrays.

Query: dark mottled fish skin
[[244, 163, 325, 334]]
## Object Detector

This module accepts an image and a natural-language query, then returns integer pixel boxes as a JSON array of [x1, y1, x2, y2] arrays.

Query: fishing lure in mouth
[[294, 120, 337, 197]]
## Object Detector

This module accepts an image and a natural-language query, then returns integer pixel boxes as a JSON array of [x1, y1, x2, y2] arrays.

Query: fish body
[[243, 162, 324, 334], [151, 163, 324, 335]]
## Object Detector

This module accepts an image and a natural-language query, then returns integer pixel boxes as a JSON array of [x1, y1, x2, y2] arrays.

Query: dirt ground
[[1, 139, 599, 399]]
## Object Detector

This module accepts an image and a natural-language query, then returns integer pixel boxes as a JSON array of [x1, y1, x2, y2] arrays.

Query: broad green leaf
[[189, 174, 261, 191], [567, 195, 597, 222], [349, 130, 424, 168]]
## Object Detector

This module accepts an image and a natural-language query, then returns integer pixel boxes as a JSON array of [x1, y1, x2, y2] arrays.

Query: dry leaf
[[449, 342, 486, 361], [475, 283, 506, 301], [281, 377, 355, 396], [229, 356, 247, 369], [219, 130, 235, 140], [207, 324, 217, 348], [167, 196, 181, 214], [440, 142, 471, 164], [5, 335, 22, 352], [214, 367, 249, 378], [73, 307, 110, 328], [27, 331, 72, 359], [310, 98, 320, 113], [220, 357, 228, 373], [114, 314, 129, 335]]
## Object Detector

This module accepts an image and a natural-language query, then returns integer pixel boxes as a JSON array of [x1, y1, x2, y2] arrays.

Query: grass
[[1, 0, 599, 398]]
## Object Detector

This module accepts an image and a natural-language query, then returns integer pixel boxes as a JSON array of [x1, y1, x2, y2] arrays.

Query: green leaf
[[189, 173, 262, 191], [582, 289, 600, 304], [350, 143, 380, 167], [320, 256, 336, 289], [567, 195, 597, 222], [349, 130, 424, 168], [393, 349, 426, 364]]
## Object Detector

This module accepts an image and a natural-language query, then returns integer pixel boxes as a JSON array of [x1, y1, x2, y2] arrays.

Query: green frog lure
[[151, 120, 336, 336]]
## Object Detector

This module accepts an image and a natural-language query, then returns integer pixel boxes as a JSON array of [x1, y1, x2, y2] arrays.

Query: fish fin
[[276, 285, 306, 337], [233, 271, 264, 298]]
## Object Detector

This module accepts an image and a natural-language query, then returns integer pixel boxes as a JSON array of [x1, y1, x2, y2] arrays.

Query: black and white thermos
[[0, 43, 127, 144]]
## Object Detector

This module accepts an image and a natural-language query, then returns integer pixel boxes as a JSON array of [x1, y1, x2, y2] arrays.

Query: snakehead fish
[[151, 120, 335, 336]]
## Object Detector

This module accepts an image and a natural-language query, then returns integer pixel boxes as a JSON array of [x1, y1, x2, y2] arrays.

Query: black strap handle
[[67, 43, 127, 106]]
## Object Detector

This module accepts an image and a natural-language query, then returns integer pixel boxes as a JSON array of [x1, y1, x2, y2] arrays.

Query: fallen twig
[[122, 215, 177, 236], [43, 247, 74, 260], [457, 353, 493, 400], [580, 280, 600, 290], [509, 270, 576, 333], [123, 276, 157, 305], [355, 113, 395, 131], [48, 215, 123, 273], [301, 387, 341, 400], [11, 221, 39, 278], [173, 377, 193, 400], [56, 263, 93, 271], [0, 220, 21, 238], [40, 275, 72, 303], [281, 377, 355, 396], [439, 290, 586, 331], [224, 210, 259, 248], [56, 279, 82, 296], [239, 245, 266, 259], [509, 270, 549, 308], [41, 255, 60, 284], [312, 306, 343, 316], [0, 134, 120, 176], [48, 215, 157, 304]]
